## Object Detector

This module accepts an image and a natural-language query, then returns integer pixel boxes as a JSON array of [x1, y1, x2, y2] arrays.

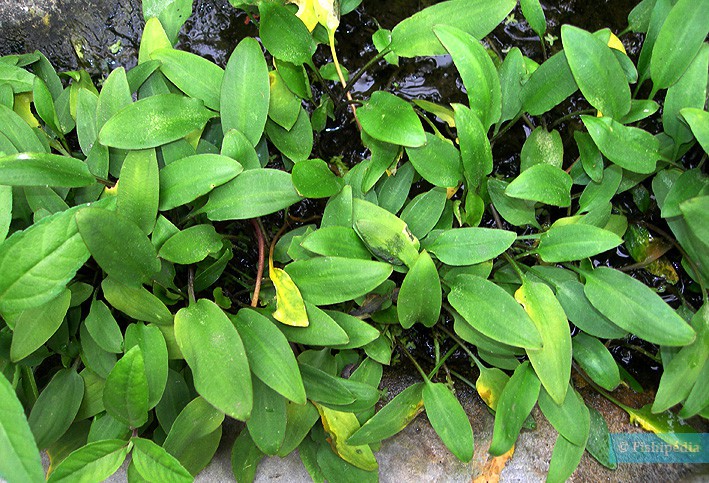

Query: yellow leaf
[[269, 257, 309, 327], [13, 92, 40, 128], [607, 32, 627, 54], [474, 446, 515, 483], [288, 0, 339, 34], [315, 403, 379, 471]]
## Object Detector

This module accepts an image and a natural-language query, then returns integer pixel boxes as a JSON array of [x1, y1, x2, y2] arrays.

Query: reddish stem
[[250, 218, 265, 307]]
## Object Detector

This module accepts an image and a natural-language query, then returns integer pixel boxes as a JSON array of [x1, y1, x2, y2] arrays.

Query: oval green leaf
[[405, 133, 463, 188], [0, 152, 95, 187], [158, 224, 223, 265], [47, 439, 130, 483], [358, 91, 426, 148], [423, 382, 473, 462], [175, 299, 252, 420], [292, 159, 344, 198], [151, 48, 224, 111], [505, 163, 572, 207], [103, 346, 150, 428], [131, 437, 192, 483], [397, 250, 441, 329], [536, 224, 623, 263], [428, 227, 516, 266], [572, 333, 621, 391], [101, 277, 173, 325], [10, 289, 71, 362]]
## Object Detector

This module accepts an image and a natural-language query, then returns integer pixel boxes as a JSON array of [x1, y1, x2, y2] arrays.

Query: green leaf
[[572, 333, 620, 391], [76, 207, 160, 286], [397, 250, 441, 329], [277, 401, 320, 456], [353, 198, 420, 267], [581, 116, 661, 174], [390, 0, 516, 57], [101, 277, 173, 325], [231, 430, 265, 483], [487, 178, 540, 228], [581, 267, 695, 346], [0, 61, 34, 92], [662, 44, 708, 146], [0, 152, 94, 187], [268, 70, 301, 130], [0, 201, 97, 313], [547, 434, 587, 483], [650, 0, 709, 92], [680, 108, 709, 154], [447, 275, 542, 349], [285, 257, 393, 305], [233, 308, 307, 405], [175, 299, 252, 420], [300, 226, 372, 260], [434, 26, 501, 130], [520, 127, 563, 171], [158, 224, 222, 265], [162, 396, 225, 470], [405, 133, 462, 188], [292, 159, 344, 198], [358, 91, 426, 147], [116, 149, 159, 235], [258, 2, 316, 65], [400, 188, 447, 240], [489, 361, 540, 455], [200, 168, 303, 220], [327, 311, 380, 349], [453, 104, 492, 189], [246, 378, 287, 455], [586, 406, 617, 469], [536, 224, 623, 263], [653, 305, 708, 413], [520, 0, 546, 37], [96, 67, 131, 132], [98, 94, 214, 149], [84, 300, 122, 354], [0, 185, 10, 242], [428, 227, 516, 266], [103, 346, 150, 428], [0, 372, 45, 483], [124, 323, 168, 410], [47, 439, 130, 483], [315, 442, 377, 483], [299, 363, 354, 405], [561, 25, 630, 119], [158, 153, 243, 211], [151, 48, 223, 111], [551, 280, 627, 339], [505, 163, 572, 207], [347, 383, 424, 446], [265, 107, 313, 162], [10, 289, 70, 362], [423, 382, 473, 462], [28, 368, 84, 450], [516, 279, 571, 405], [680, 196, 709, 244], [521, 51, 577, 116], [131, 437, 192, 482], [221, 38, 270, 145], [277, 302, 350, 346], [538, 385, 590, 447], [0, 103, 45, 153], [578, 164, 623, 214]]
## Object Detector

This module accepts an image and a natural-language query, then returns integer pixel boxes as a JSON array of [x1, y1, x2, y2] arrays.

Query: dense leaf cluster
[[0, 0, 707, 481]]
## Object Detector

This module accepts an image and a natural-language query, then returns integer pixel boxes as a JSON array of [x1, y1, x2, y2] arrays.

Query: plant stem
[[515, 233, 542, 241], [428, 343, 457, 380], [450, 369, 477, 391], [250, 218, 265, 308], [550, 108, 596, 128], [503, 252, 526, 282], [491, 114, 521, 144], [621, 343, 661, 363], [187, 266, 196, 305], [437, 322, 484, 371], [397, 342, 430, 381], [329, 34, 361, 129], [343, 47, 392, 96]]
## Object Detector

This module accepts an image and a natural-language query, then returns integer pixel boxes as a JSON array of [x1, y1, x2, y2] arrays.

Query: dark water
[[1, 0, 692, 388]]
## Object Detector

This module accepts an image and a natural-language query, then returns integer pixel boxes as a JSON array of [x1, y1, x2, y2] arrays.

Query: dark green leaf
[[277, 302, 350, 346], [158, 224, 222, 265], [454, 104, 492, 189], [101, 277, 173, 325], [28, 368, 84, 450], [538, 386, 590, 447], [124, 323, 168, 410], [586, 406, 617, 469], [292, 159, 344, 198], [327, 311, 380, 349], [116, 149, 159, 235], [300, 226, 372, 260], [487, 178, 540, 228], [400, 188, 447, 240], [572, 333, 620, 391], [76, 207, 160, 286], [547, 433, 587, 483], [265, 107, 313, 162], [258, 2, 316, 65], [397, 250, 441, 329], [231, 430, 264, 482], [103, 346, 150, 428], [299, 363, 354, 405], [10, 289, 70, 362], [520, 0, 546, 37], [520, 127, 563, 171], [521, 52, 577, 116], [680, 108, 709, 154], [246, 378, 287, 455]]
